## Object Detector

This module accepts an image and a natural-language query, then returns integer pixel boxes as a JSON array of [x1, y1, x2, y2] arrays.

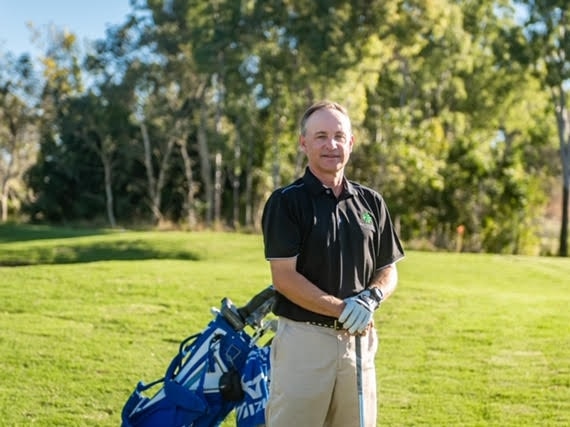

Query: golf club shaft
[[356, 334, 365, 427]]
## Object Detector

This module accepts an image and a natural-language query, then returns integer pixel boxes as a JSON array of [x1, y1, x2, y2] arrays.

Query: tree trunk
[[140, 122, 160, 223], [0, 186, 8, 222], [83, 130, 117, 229], [155, 137, 176, 224], [214, 151, 222, 226], [245, 135, 253, 227], [140, 121, 175, 225], [179, 140, 196, 230], [197, 105, 213, 226], [1, 133, 17, 223], [100, 147, 116, 228], [552, 87, 570, 256], [232, 133, 241, 229], [271, 114, 281, 189], [559, 181, 569, 257]]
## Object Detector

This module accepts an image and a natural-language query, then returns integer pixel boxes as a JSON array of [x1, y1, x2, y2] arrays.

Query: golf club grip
[[238, 285, 275, 318]]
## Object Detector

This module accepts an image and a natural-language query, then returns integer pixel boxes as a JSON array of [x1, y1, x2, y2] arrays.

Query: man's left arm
[[368, 263, 399, 302]]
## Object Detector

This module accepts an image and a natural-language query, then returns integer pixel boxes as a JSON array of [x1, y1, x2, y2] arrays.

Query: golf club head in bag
[[121, 285, 276, 427]]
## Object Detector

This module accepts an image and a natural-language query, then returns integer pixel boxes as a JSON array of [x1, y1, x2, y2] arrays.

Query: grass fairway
[[0, 224, 568, 426]]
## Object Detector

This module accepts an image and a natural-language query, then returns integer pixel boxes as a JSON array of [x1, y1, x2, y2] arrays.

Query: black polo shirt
[[262, 167, 404, 323]]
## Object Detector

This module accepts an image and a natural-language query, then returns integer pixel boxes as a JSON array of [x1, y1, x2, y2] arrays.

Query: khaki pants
[[266, 317, 378, 427]]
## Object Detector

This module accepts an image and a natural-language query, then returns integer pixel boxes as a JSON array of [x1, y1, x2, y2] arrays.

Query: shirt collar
[[302, 167, 356, 198]]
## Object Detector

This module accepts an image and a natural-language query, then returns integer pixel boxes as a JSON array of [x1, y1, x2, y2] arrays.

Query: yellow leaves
[[39, 31, 84, 97], [428, 117, 446, 146], [41, 57, 74, 95], [62, 31, 77, 50], [42, 57, 57, 72]]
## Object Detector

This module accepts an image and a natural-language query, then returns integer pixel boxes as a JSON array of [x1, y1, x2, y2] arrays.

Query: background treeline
[[1, 0, 569, 256]]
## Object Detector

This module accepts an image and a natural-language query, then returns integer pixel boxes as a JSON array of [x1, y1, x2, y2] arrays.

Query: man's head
[[299, 100, 354, 179]]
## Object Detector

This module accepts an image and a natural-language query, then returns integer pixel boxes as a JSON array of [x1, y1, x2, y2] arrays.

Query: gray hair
[[299, 100, 352, 136]]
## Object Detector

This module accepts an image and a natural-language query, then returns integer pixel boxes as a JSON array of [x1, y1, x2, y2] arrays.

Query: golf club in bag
[[121, 285, 276, 427]]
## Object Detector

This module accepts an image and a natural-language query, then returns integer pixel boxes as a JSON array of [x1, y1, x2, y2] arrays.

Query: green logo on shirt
[[362, 212, 373, 224]]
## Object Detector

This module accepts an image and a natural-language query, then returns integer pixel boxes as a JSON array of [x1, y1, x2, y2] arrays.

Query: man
[[261, 100, 405, 427]]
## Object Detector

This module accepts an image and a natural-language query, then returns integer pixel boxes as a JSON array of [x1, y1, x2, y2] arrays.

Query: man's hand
[[338, 288, 383, 334]]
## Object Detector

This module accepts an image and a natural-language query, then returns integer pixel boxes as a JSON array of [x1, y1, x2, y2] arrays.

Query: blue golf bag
[[121, 287, 275, 427]]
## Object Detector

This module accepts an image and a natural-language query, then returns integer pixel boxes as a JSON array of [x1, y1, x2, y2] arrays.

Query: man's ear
[[299, 135, 306, 152]]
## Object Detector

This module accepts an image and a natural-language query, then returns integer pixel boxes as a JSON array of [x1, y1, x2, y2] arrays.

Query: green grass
[[0, 224, 568, 426]]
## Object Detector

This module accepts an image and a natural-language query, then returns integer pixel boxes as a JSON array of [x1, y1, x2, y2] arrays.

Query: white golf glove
[[339, 288, 383, 334]]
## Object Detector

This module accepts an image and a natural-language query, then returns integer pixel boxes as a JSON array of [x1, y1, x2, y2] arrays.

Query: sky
[[0, 0, 133, 57]]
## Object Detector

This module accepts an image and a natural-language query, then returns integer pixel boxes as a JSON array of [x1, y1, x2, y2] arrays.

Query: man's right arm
[[269, 258, 344, 318]]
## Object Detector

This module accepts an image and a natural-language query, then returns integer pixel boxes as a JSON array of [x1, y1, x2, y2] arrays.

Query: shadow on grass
[[0, 223, 113, 243], [0, 240, 201, 266]]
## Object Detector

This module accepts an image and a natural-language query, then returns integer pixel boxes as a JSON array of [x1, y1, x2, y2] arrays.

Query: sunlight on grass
[[0, 225, 568, 426]]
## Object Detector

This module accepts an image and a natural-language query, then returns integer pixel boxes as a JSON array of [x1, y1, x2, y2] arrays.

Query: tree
[[25, 29, 132, 225], [511, 0, 570, 256], [0, 53, 39, 222], [8, 0, 562, 254], [355, 0, 552, 253]]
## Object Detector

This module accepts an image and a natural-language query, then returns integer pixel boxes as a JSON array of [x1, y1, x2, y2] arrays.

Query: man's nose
[[324, 137, 338, 149]]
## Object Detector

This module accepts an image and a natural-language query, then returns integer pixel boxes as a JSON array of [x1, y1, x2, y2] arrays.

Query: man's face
[[299, 108, 354, 176]]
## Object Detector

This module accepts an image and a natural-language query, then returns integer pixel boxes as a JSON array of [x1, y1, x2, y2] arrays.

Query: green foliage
[[0, 226, 568, 426], [1, 0, 566, 254], [354, 1, 559, 254]]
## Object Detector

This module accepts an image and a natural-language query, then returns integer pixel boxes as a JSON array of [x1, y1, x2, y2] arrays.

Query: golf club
[[356, 334, 365, 427]]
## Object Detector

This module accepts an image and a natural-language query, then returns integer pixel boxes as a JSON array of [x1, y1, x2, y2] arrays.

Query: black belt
[[306, 319, 344, 330]]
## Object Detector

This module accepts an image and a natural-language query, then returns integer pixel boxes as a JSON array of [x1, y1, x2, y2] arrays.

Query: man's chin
[[316, 166, 345, 176], [319, 157, 343, 165]]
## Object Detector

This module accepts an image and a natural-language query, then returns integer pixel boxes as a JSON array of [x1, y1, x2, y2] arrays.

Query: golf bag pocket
[[219, 369, 245, 401], [121, 314, 254, 427], [235, 346, 271, 427], [121, 379, 208, 427]]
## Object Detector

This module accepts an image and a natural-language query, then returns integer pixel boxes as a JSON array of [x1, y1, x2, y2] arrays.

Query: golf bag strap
[[134, 377, 164, 393], [160, 333, 210, 411], [164, 333, 200, 380], [164, 332, 210, 397]]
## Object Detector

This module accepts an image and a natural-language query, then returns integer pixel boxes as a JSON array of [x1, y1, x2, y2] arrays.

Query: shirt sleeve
[[261, 190, 302, 259], [376, 196, 405, 269]]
